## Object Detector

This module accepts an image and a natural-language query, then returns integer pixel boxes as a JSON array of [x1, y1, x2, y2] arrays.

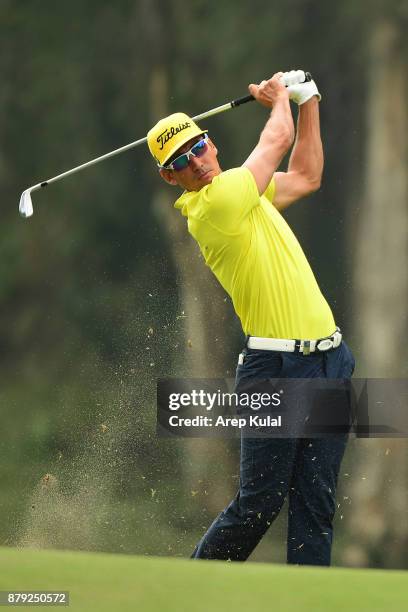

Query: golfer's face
[[161, 136, 221, 192]]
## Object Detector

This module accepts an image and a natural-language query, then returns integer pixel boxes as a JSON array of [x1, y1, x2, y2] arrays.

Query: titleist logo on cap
[[157, 122, 191, 150]]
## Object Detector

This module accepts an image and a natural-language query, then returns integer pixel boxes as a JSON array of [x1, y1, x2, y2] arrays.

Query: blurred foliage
[[0, 0, 407, 567]]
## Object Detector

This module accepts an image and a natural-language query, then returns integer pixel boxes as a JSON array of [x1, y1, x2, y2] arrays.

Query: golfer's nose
[[189, 155, 203, 170]]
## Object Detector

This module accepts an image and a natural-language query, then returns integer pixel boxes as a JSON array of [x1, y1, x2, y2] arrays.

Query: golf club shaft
[[29, 100, 243, 193], [19, 70, 311, 216]]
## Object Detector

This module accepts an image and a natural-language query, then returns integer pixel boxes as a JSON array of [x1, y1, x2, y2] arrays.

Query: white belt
[[246, 329, 342, 354]]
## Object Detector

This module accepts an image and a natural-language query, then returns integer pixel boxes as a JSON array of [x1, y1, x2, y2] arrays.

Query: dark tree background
[[1, 0, 407, 567]]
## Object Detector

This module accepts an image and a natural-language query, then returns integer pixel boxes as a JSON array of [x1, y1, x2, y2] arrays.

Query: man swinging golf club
[[147, 71, 355, 565]]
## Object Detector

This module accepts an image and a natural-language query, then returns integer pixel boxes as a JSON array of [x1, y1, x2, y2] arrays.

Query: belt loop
[[245, 334, 250, 348]]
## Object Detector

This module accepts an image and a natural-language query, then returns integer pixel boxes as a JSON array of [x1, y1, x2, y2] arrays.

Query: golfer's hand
[[248, 73, 289, 109], [287, 79, 321, 105]]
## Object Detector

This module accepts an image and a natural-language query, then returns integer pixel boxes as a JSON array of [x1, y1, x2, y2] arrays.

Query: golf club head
[[19, 190, 34, 218]]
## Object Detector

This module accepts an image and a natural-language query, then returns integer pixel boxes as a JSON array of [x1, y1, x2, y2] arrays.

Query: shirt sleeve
[[199, 167, 260, 233], [262, 177, 276, 204]]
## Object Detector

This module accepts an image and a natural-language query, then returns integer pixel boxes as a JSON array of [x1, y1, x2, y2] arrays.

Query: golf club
[[19, 70, 311, 218]]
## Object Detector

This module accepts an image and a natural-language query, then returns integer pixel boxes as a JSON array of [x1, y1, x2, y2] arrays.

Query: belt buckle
[[302, 340, 311, 355], [317, 338, 333, 351]]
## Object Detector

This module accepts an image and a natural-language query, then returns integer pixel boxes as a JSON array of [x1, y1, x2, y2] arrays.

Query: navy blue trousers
[[191, 341, 355, 565]]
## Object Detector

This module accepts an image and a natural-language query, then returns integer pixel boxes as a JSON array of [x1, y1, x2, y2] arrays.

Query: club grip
[[231, 71, 312, 108], [231, 94, 254, 107]]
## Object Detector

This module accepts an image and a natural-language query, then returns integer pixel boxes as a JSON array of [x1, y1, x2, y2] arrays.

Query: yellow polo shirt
[[174, 167, 336, 339]]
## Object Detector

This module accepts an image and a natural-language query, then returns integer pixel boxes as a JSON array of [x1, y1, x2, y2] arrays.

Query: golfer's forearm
[[261, 96, 295, 153], [288, 98, 323, 186], [244, 96, 294, 194]]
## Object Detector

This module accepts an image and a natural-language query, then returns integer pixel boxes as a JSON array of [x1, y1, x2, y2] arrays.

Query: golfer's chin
[[196, 170, 215, 188], [183, 169, 219, 192]]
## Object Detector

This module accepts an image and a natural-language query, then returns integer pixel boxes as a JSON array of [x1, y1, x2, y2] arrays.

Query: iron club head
[[19, 189, 34, 218]]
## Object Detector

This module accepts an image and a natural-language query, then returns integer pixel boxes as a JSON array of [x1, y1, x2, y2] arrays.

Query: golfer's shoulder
[[203, 167, 259, 209], [193, 167, 260, 231]]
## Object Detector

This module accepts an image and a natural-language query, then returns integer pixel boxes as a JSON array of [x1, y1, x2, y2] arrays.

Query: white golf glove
[[286, 76, 321, 105]]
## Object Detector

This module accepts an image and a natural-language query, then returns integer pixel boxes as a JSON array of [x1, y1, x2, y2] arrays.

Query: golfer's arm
[[273, 97, 323, 211], [243, 96, 294, 196]]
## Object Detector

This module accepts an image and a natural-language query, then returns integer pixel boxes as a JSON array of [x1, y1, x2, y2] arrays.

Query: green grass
[[0, 547, 407, 611]]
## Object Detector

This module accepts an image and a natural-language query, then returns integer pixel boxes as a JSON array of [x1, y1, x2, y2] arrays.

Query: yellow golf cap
[[147, 112, 206, 167]]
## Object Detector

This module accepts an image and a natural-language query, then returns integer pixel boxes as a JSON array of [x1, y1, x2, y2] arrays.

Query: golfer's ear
[[159, 168, 177, 186]]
